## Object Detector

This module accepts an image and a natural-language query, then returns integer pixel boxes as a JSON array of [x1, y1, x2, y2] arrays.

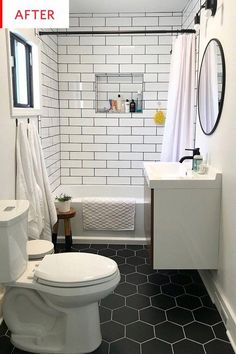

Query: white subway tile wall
[[57, 12, 182, 186], [40, 32, 61, 191]]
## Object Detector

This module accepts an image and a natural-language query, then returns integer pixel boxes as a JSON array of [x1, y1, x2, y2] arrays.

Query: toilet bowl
[[0, 200, 120, 353]]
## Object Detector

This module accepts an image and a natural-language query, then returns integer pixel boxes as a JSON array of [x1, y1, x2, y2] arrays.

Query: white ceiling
[[69, 0, 190, 14]]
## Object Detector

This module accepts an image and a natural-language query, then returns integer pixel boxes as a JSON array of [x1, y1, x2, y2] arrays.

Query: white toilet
[[0, 200, 120, 354]]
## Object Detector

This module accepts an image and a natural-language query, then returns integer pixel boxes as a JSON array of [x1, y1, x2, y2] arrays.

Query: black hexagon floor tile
[[152, 294, 176, 310], [173, 339, 205, 354], [142, 338, 172, 354], [138, 283, 161, 296], [171, 273, 192, 285], [118, 264, 135, 275], [205, 339, 235, 354], [176, 294, 202, 310], [114, 282, 137, 297], [2, 243, 234, 354], [185, 283, 208, 297], [101, 293, 125, 309], [98, 249, 116, 257], [79, 247, 98, 254], [155, 321, 184, 343], [99, 306, 112, 323], [90, 244, 108, 250], [162, 283, 185, 297], [108, 244, 126, 250], [140, 306, 166, 325], [167, 307, 194, 325], [101, 321, 124, 342], [126, 272, 147, 285], [110, 338, 140, 354], [113, 306, 138, 325], [117, 249, 134, 258], [135, 249, 149, 258], [194, 307, 222, 325], [184, 322, 214, 343], [0, 336, 14, 354], [0, 321, 8, 336], [110, 255, 125, 265], [137, 264, 156, 275], [201, 294, 217, 309], [126, 256, 146, 266], [126, 293, 150, 309], [148, 273, 170, 285], [126, 321, 154, 343], [126, 245, 144, 250], [213, 322, 230, 341]]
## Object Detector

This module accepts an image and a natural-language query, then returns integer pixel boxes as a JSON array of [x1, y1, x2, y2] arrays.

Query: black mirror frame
[[198, 38, 226, 136]]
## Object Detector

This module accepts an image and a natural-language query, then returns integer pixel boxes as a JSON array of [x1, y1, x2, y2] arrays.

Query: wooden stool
[[52, 208, 76, 252]]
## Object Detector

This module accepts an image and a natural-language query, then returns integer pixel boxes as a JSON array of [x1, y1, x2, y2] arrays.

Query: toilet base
[[4, 288, 102, 354]]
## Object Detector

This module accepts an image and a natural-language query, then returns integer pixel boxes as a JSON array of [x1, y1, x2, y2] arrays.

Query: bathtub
[[54, 185, 146, 244]]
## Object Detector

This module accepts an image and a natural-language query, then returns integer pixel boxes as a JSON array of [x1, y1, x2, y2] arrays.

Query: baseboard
[[199, 270, 236, 353], [57, 235, 147, 245]]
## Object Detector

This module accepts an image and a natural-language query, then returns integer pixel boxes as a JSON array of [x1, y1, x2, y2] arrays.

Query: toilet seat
[[27, 240, 54, 260], [34, 253, 118, 288]]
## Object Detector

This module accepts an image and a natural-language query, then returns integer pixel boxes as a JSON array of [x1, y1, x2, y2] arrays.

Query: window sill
[[11, 107, 41, 117]]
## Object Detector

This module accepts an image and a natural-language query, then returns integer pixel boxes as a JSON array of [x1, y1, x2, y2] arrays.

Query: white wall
[[195, 0, 236, 346], [40, 32, 61, 191], [0, 30, 17, 199]]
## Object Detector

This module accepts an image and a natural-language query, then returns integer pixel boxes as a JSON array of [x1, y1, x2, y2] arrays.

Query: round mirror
[[198, 39, 226, 135]]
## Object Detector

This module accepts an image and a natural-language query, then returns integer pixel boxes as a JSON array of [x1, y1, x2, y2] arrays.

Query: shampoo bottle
[[130, 99, 136, 113], [125, 99, 130, 113], [117, 94, 122, 112]]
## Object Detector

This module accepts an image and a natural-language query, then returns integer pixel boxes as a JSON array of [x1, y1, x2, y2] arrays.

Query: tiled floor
[[0, 244, 235, 354]]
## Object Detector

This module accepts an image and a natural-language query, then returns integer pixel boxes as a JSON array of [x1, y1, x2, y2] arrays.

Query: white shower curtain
[[161, 34, 196, 162]]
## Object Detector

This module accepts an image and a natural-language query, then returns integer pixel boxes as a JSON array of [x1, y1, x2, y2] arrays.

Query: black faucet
[[179, 148, 200, 163]]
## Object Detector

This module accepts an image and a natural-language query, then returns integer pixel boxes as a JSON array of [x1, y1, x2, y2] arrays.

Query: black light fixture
[[194, 0, 217, 31], [194, 13, 201, 31], [205, 0, 217, 17]]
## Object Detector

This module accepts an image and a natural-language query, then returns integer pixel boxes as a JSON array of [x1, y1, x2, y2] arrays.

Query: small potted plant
[[55, 193, 72, 213]]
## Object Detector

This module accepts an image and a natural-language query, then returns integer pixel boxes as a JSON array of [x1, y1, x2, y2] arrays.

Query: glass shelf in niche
[[95, 73, 144, 114]]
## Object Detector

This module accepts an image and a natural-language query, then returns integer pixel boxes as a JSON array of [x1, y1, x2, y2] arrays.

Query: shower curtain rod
[[39, 29, 195, 36]]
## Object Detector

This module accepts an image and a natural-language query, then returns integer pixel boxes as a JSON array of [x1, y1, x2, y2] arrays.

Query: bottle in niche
[[130, 99, 136, 113], [125, 99, 130, 113], [136, 91, 142, 112], [117, 94, 122, 112]]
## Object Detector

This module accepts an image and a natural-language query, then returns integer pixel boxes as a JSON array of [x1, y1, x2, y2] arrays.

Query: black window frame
[[10, 32, 34, 108]]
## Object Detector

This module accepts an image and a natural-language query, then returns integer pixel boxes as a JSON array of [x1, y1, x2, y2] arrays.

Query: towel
[[28, 123, 57, 241], [82, 198, 135, 231], [16, 122, 43, 239]]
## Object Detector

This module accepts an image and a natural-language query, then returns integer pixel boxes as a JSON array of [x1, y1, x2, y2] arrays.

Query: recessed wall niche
[[95, 73, 144, 113]]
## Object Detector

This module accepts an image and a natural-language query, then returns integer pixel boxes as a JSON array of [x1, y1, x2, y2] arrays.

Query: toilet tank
[[0, 200, 29, 283]]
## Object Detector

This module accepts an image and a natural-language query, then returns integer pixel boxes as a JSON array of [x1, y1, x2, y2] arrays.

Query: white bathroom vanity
[[144, 162, 222, 269]]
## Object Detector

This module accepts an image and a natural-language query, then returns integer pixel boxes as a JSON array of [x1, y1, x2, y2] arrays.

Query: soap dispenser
[[193, 154, 203, 172]]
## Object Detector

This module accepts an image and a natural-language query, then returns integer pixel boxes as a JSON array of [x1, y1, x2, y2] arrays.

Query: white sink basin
[[145, 162, 187, 178], [144, 162, 221, 189]]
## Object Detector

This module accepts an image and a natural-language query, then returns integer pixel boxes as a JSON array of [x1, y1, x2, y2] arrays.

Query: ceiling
[[69, 0, 190, 14]]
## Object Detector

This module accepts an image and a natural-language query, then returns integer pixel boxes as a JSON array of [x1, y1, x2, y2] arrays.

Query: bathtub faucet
[[179, 148, 200, 163]]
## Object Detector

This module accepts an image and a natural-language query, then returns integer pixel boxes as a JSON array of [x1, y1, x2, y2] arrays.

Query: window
[[10, 32, 33, 108]]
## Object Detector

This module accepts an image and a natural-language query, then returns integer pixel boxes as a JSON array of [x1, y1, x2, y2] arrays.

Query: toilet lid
[[34, 252, 118, 285], [27, 240, 54, 259]]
